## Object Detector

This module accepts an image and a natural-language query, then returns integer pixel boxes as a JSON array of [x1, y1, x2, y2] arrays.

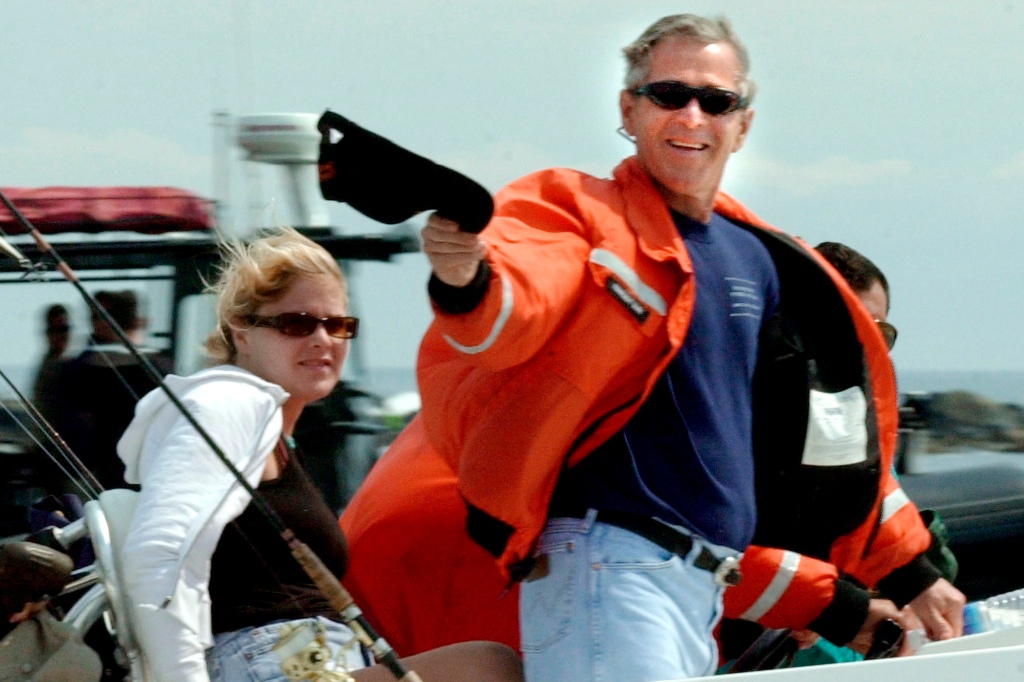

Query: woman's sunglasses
[[631, 81, 748, 116], [246, 312, 359, 339], [876, 320, 898, 350]]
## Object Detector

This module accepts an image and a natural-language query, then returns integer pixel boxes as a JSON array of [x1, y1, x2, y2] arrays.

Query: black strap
[[568, 509, 741, 585], [727, 628, 798, 673]]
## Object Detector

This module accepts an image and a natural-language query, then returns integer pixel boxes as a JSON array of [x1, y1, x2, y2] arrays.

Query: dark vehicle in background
[[0, 185, 418, 532], [0, 115, 429, 525]]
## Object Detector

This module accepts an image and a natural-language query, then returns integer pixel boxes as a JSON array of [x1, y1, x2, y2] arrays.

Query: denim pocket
[[207, 621, 291, 682], [595, 522, 677, 570], [519, 541, 575, 652]]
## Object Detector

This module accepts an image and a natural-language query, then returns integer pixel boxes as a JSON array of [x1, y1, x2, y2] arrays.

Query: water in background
[[898, 370, 1024, 406]]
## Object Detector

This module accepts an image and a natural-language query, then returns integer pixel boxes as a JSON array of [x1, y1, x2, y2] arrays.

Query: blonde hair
[[205, 227, 347, 364]]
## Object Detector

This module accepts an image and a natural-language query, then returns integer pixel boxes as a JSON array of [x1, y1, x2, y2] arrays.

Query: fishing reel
[[274, 620, 357, 682]]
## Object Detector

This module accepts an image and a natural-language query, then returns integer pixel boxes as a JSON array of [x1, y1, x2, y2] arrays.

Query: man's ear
[[731, 107, 755, 153], [619, 90, 636, 139]]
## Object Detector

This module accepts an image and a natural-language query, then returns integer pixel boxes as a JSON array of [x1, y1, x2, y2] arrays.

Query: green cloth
[[790, 638, 863, 667], [921, 509, 958, 583]]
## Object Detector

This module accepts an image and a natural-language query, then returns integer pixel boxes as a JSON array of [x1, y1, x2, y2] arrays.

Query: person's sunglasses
[[246, 312, 359, 339], [631, 81, 748, 116], [876, 320, 898, 350]]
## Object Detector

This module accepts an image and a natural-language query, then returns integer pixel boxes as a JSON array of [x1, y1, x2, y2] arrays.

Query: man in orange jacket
[[343, 13, 960, 681], [343, 242, 963, 664]]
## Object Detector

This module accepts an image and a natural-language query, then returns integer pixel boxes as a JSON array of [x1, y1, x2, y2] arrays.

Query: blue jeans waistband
[[553, 508, 743, 587]]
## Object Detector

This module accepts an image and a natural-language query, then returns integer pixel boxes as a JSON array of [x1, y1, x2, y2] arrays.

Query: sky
[[1, 0, 1023, 389]]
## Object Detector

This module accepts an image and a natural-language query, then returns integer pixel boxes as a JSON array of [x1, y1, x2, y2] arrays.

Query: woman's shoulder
[[168, 365, 289, 404], [129, 365, 288, 433], [119, 366, 287, 485]]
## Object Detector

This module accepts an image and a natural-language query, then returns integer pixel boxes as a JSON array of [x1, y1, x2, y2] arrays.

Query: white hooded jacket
[[117, 365, 287, 682]]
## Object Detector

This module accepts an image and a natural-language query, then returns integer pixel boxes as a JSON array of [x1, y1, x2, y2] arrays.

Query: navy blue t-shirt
[[551, 212, 779, 550]]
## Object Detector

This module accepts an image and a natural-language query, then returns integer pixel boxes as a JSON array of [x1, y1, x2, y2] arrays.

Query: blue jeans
[[520, 511, 727, 682], [206, 617, 370, 682]]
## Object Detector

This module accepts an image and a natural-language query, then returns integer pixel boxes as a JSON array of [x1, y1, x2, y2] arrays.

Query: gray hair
[[622, 14, 756, 104]]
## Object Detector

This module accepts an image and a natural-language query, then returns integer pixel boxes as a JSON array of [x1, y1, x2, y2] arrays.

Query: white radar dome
[[235, 113, 329, 228], [236, 113, 321, 164]]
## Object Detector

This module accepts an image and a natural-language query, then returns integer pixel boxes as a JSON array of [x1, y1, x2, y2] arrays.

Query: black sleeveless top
[[209, 443, 349, 634]]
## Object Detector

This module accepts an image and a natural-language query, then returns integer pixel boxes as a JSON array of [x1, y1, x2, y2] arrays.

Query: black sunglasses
[[876, 320, 898, 350], [246, 312, 359, 339], [631, 81, 748, 116]]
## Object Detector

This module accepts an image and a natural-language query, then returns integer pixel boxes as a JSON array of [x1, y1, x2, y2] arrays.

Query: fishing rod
[[0, 190, 423, 682]]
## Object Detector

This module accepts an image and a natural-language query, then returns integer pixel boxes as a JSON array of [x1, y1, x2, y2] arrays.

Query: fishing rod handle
[[289, 539, 423, 682]]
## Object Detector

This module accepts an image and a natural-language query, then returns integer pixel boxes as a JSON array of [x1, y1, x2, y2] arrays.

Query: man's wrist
[[807, 579, 872, 647], [876, 553, 942, 608], [429, 260, 491, 314]]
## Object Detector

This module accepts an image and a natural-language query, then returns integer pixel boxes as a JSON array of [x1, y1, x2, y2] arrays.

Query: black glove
[[317, 110, 493, 233]]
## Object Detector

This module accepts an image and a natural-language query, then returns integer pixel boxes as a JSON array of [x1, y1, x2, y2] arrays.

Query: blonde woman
[[117, 227, 521, 682]]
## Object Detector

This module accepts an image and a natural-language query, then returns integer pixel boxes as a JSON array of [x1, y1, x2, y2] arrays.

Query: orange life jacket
[[342, 157, 929, 653]]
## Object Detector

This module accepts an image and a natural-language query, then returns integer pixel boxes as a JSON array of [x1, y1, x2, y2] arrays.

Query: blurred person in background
[[815, 241, 896, 349], [32, 303, 72, 424], [54, 290, 171, 490]]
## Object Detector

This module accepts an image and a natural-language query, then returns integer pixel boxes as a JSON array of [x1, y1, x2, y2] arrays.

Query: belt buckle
[[713, 555, 742, 587]]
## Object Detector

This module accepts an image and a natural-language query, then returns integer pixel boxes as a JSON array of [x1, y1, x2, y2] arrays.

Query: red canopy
[[0, 187, 214, 235]]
